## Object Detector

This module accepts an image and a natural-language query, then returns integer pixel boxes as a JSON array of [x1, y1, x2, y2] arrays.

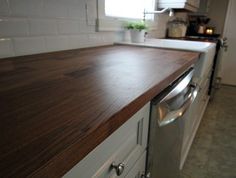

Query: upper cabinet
[[197, 0, 211, 14], [157, 0, 200, 12]]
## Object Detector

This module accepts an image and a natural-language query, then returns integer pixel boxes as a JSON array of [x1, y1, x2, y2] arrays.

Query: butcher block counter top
[[0, 45, 199, 177]]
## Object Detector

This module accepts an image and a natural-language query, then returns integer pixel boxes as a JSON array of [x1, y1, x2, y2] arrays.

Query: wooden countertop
[[0, 45, 199, 177]]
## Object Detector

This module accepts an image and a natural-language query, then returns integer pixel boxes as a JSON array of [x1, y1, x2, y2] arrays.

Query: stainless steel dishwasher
[[145, 67, 198, 178]]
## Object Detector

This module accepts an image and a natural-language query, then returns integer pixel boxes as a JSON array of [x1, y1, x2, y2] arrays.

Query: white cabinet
[[181, 74, 210, 168], [158, 0, 200, 12], [180, 49, 215, 168], [125, 151, 146, 178], [63, 102, 150, 178]]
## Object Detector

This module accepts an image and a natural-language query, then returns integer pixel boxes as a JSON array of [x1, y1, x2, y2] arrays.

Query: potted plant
[[124, 21, 148, 43]]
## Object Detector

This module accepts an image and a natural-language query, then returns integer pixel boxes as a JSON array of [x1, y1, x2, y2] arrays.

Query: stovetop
[[167, 36, 219, 43]]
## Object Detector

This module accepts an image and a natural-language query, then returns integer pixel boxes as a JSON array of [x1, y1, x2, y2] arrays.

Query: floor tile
[[180, 86, 236, 178]]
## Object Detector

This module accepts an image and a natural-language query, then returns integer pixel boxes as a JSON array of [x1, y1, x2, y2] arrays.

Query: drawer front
[[124, 151, 146, 178], [63, 102, 150, 178]]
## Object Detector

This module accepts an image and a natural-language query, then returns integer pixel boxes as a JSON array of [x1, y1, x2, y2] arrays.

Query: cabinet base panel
[[180, 96, 209, 170]]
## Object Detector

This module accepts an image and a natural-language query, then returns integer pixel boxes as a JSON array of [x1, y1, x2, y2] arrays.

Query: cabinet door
[[63, 103, 150, 178], [158, 0, 199, 11], [124, 151, 146, 178], [181, 74, 210, 168], [187, 0, 200, 8]]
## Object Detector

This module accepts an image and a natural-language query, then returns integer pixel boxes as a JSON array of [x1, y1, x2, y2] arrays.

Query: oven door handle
[[158, 85, 198, 127]]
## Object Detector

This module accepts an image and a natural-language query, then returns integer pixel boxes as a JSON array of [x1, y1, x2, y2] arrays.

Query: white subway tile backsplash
[[0, 0, 10, 15], [67, 1, 86, 20], [67, 34, 88, 49], [88, 33, 105, 46], [86, 25, 96, 33], [58, 20, 79, 34], [9, 0, 29, 16], [101, 32, 114, 43], [45, 36, 69, 52], [26, 0, 44, 17], [66, 0, 82, 5], [0, 18, 29, 37], [86, 0, 97, 25], [9, 0, 44, 17], [29, 19, 58, 36], [0, 0, 174, 58], [43, 0, 68, 18], [78, 20, 89, 33], [0, 38, 14, 58], [13, 37, 46, 56], [67, 7, 86, 20]]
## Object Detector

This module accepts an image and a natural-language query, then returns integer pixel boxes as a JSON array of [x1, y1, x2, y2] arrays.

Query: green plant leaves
[[124, 21, 148, 31]]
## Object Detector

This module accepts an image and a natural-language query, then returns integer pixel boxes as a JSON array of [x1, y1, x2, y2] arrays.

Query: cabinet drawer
[[125, 151, 146, 178], [63, 102, 150, 178]]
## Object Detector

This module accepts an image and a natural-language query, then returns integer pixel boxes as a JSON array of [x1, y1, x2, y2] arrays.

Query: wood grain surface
[[0, 45, 199, 177]]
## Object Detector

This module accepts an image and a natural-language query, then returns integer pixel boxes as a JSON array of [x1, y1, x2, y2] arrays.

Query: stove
[[188, 36, 227, 100]]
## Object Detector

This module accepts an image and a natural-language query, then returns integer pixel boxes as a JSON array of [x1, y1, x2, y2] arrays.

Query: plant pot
[[130, 29, 145, 43], [123, 29, 131, 42]]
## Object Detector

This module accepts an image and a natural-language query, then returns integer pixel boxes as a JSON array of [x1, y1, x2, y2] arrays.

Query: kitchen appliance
[[146, 68, 198, 178], [208, 37, 227, 99], [205, 27, 214, 35], [177, 14, 225, 99], [187, 15, 211, 36]]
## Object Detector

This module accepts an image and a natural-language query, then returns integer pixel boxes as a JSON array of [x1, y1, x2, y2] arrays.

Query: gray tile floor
[[180, 86, 236, 178]]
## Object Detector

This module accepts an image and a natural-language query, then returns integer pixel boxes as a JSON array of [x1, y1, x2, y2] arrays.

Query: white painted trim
[[215, 0, 230, 75], [180, 96, 209, 170], [218, 0, 236, 85], [222, 0, 231, 38]]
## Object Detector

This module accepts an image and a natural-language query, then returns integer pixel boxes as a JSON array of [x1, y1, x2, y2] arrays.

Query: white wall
[[0, 0, 186, 58], [0, 0, 115, 58], [207, 0, 229, 34]]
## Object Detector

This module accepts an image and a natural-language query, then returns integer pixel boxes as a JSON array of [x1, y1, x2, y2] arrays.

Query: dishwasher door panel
[[147, 95, 188, 178], [146, 68, 196, 178]]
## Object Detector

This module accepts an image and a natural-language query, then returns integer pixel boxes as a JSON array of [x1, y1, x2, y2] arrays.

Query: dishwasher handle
[[158, 85, 198, 127], [160, 68, 194, 103]]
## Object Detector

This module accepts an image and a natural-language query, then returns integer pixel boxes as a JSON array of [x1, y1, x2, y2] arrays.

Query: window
[[105, 0, 155, 20], [97, 0, 156, 31]]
